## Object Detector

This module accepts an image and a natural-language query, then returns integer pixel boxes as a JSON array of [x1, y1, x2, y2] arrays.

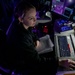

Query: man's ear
[[18, 14, 25, 23], [18, 17, 23, 23]]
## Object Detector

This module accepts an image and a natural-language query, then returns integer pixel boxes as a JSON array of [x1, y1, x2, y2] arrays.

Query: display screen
[[51, 0, 64, 15], [51, 0, 74, 18], [63, 7, 73, 18]]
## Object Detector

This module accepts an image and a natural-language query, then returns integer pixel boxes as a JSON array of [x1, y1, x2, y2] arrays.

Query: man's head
[[14, 1, 37, 29]]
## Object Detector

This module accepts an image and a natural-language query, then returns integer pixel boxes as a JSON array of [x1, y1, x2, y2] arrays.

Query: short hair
[[14, 1, 36, 19]]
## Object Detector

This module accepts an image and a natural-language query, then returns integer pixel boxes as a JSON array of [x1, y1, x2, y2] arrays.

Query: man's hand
[[59, 59, 75, 70], [35, 40, 41, 49]]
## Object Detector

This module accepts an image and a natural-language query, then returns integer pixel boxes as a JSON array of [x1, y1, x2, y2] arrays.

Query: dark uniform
[[6, 19, 58, 75]]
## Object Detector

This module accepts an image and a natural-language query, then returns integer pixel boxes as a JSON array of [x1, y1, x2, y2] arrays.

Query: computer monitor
[[51, 0, 64, 15], [51, 0, 74, 19], [63, 7, 73, 19]]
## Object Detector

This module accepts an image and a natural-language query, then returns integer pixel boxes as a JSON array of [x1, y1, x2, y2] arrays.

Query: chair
[[0, 29, 11, 74], [0, 29, 32, 75], [0, 29, 7, 64]]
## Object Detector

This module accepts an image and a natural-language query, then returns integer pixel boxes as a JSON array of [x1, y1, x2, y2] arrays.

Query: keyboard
[[58, 36, 71, 57]]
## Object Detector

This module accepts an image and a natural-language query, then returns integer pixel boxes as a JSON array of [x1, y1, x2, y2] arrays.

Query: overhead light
[[68, 0, 72, 2]]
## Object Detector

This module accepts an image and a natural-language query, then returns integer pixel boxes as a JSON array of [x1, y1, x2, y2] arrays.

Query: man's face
[[22, 8, 37, 28]]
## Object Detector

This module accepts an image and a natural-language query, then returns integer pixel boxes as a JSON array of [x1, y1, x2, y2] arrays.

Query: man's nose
[[34, 18, 37, 22]]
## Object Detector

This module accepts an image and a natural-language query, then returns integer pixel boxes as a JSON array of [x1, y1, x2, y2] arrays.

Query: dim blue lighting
[[61, 26, 72, 31]]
